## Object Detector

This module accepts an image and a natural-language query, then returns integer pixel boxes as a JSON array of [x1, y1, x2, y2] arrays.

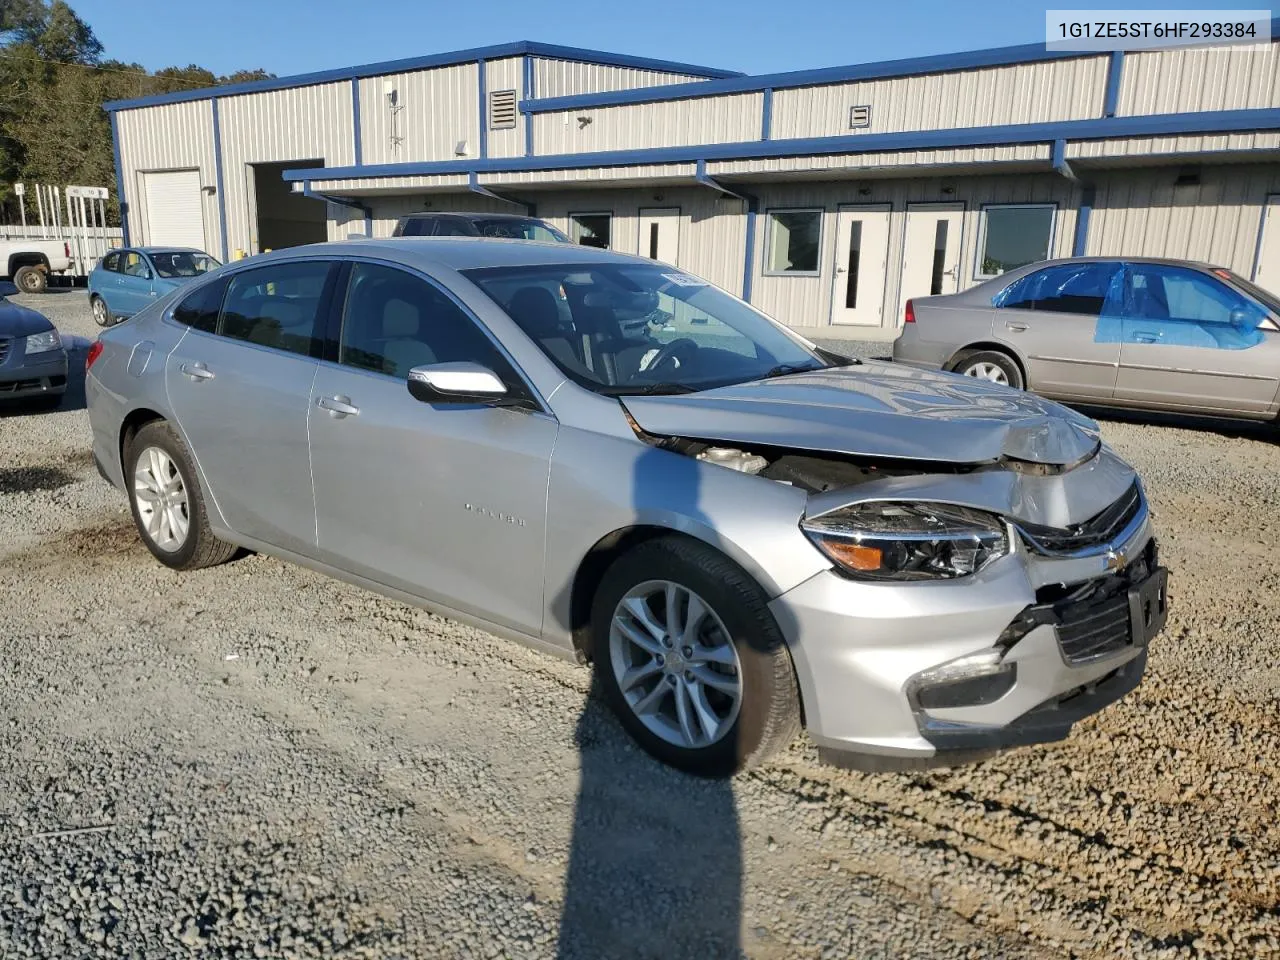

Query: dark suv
[[392, 212, 571, 243]]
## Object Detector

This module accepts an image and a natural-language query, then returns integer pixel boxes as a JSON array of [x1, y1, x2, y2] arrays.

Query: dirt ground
[[1, 289, 1278, 959]]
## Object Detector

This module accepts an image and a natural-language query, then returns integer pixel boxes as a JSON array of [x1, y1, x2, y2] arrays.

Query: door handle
[[835, 266, 847, 274], [1134, 334, 1160, 343], [180, 362, 214, 381], [1004, 321, 1028, 332], [317, 395, 360, 418]]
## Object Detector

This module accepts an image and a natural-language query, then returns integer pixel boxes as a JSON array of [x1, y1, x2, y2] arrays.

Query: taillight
[[86, 340, 104, 371], [64, 241, 71, 258], [904, 299, 916, 324]]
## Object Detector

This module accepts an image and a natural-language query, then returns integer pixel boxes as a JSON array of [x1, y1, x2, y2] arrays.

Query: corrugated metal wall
[[1086, 164, 1280, 273], [485, 58, 526, 159], [532, 59, 708, 98], [219, 82, 356, 255], [487, 163, 697, 185], [1117, 43, 1280, 116], [1068, 131, 1280, 159], [533, 93, 762, 154], [358, 63, 479, 166], [115, 100, 219, 253], [707, 144, 1050, 175], [772, 56, 1109, 140], [749, 174, 1079, 330]]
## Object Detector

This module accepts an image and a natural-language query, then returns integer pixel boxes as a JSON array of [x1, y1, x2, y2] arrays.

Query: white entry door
[[142, 169, 206, 250], [897, 202, 964, 325], [1254, 195, 1280, 297], [831, 204, 890, 326], [637, 207, 680, 264]]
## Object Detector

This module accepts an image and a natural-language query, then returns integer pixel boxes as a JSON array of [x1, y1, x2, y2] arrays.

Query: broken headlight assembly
[[801, 501, 1010, 581]]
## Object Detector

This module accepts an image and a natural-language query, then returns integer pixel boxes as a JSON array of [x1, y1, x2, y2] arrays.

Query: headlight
[[801, 501, 1010, 581], [24, 330, 61, 354]]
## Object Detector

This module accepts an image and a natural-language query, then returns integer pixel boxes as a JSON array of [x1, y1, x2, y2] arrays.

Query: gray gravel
[[1, 291, 1279, 958]]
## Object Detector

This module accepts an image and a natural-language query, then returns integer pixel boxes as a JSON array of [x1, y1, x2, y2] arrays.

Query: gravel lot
[[2, 290, 1278, 959]]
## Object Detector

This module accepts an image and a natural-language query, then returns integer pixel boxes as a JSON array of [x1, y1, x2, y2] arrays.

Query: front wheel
[[591, 537, 801, 777], [14, 265, 47, 294], [90, 295, 113, 327], [954, 349, 1024, 390]]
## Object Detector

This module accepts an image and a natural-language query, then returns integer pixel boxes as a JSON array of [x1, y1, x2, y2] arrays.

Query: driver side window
[[122, 252, 151, 279], [338, 262, 524, 385]]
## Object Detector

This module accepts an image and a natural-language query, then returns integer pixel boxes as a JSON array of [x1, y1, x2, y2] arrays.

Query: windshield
[[462, 262, 833, 395], [1221, 268, 1280, 317], [475, 219, 571, 244], [151, 251, 220, 279]]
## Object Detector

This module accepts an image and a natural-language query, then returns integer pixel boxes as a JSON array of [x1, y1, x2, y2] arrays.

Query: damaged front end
[[619, 399, 1167, 770]]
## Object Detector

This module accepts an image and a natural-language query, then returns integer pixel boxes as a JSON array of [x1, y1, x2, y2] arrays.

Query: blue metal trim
[[523, 56, 535, 157], [103, 41, 738, 112], [301, 182, 373, 235], [694, 161, 758, 299], [281, 107, 1280, 183], [211, 99, 229, 261], [478, 59, 488, 159], [761, 87, 773, 140], [351, 77, 362, 165], [1073, 186, 1095, 257], [109, 110, 129, 245], [1103, 51, 1124, 118]]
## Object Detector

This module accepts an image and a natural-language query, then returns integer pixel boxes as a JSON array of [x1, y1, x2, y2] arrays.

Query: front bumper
[[0, 347, 68, 399], [770, 509, 1163, 771]]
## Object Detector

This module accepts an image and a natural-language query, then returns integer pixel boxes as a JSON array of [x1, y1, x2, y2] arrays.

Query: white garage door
[[142, 170, 206, 250]]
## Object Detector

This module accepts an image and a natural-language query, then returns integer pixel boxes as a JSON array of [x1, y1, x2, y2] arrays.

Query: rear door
[[165, 259, 338, 554], [1114, 263, 1280, 416], [308, 260, 558, 635], [992, 261, 1124, 401]]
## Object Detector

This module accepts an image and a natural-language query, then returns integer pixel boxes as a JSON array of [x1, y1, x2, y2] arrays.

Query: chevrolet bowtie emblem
[[1104, 548, 1126, 572]]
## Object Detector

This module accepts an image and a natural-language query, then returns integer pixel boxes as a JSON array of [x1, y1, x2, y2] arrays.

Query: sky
[[70, 0, 1258, 79]]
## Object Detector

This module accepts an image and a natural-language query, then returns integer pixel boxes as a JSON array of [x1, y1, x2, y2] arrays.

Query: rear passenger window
[[219, 262, 332, 357], [999, 263, 1121, 316], [102, 252, 120, 273], [172, 278, 228, 333], [398, 217, 435, 237]]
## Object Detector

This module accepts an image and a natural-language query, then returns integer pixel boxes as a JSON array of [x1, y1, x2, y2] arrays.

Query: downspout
[[300, 183, 373, 238], [1052, 138, 1093, 257], [695, 159, 759, 302]]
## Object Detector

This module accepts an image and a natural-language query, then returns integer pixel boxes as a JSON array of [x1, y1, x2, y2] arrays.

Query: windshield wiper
[[619, 382, 699, 396], [760, 361, 826, 379]]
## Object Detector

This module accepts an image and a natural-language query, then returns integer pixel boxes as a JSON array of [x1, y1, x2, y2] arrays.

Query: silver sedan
[[893, 257, 1280, 421], [86, 239, 1166, 775]]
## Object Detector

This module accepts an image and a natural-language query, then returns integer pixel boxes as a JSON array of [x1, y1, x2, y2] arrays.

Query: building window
[[571, 213, 611, 249], [977, 204, 1055, 279], [765, 209, 822, 276]]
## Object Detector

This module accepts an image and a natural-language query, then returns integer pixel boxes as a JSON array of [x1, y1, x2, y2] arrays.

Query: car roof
[[240, 237, 655, 271], [105, 246, 207, 256], [399, 211, 541, 222]]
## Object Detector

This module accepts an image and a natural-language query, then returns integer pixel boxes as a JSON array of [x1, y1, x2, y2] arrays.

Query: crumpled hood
[[0, 299, 55, 338], [621, 360, 1101, 465]]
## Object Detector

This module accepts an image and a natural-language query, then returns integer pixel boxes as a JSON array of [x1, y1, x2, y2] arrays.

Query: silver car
[[86, 240, 1167, 776], [894, 256, 1280, 421]]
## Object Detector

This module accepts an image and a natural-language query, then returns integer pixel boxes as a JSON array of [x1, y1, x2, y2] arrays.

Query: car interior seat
[[381, 297, 438, 376], [508, 286, 591, 376]]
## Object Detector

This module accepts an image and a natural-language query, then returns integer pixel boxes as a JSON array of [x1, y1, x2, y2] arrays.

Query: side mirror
[[0, 280, 18, 298], [407, 362, 509, 404], [1229, 308, 1256, 327]]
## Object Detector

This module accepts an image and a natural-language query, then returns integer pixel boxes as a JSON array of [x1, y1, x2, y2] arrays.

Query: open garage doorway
[[248, 160, 327, 253]]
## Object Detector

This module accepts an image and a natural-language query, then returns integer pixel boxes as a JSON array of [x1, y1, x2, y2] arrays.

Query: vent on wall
[[489, 89, 517, 130], [849, 105, 872, 129]]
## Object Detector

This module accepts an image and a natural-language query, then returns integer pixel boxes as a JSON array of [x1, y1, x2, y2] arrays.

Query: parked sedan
[[392, 212, 571, 243], [85, 239, 1166, 776], [894, 256, 1280, 421], [0, 279, 67, 407], [88, 247, 220, 326]]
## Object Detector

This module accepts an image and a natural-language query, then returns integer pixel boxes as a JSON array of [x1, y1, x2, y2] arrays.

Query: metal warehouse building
[[106, 28, 1280, 339]]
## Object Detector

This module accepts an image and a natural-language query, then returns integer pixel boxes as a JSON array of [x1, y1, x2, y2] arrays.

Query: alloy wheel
[[964, 361, 1009, 385], [92, 298, 108, 326], [133, 446, 190, 552], [608, 580, 743, 750]]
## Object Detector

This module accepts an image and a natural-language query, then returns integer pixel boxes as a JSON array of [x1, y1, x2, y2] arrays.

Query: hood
[[621, 360, 1100, 466], [0, 299, 55, 338]]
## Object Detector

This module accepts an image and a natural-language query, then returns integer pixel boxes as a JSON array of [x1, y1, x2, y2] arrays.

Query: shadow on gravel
[[0, 463, 79, 493], [0, 517, 138, 571]]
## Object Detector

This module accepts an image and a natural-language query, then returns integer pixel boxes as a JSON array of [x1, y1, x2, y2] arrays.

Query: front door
[[831, 204, 890, 326], [165, 259, 336, 554], [116, 250, 154, 316], [637, 207, 680, 264], [1114, 262, 1280, 416], [308, 260, 558, 636], [898, 203, 964, 325]]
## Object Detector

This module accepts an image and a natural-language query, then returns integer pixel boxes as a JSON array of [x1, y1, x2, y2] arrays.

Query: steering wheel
[[643, 337, 698, 375]]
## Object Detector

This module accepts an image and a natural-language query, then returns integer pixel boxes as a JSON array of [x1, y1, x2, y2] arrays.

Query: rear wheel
[[90, 295, 112, 327], [14, 265, 46, 294], [591, 537, 801, 777], [125, 420, 237, 571], [954, 349, 1024, 390]]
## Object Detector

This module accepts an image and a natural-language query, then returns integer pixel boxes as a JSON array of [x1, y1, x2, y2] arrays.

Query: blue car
[[88, 247, 221, 327]]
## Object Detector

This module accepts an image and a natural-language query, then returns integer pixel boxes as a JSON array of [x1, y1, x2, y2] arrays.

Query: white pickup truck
[[0, 239, 74, 294]]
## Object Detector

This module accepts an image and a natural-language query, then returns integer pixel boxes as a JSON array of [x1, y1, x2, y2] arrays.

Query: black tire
[[952, 349, 1024, 390], [591, 536, 801, 777], [90, 295, 113, 327], [13, 265, 47, 294], [125, 420, 237, 571]]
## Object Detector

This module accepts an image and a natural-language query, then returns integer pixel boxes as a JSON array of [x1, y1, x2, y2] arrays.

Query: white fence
[[0, 225, 125, 277], [3, 183, 120, 278]]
